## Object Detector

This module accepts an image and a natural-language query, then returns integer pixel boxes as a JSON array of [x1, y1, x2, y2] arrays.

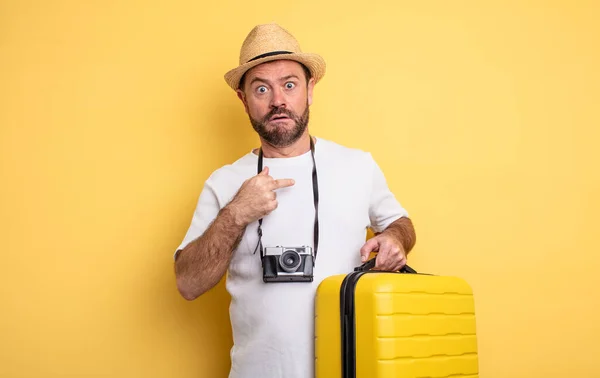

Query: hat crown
[[238, 23, 302, 65]]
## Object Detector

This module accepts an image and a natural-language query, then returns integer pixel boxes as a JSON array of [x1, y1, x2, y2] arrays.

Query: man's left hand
[[359, 234, 407, 271]]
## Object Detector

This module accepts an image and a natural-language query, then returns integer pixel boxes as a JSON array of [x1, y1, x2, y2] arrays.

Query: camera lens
[[279, 250, 301, 272]]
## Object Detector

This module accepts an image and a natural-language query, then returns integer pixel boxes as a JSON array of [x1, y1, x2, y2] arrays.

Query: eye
[[285, 82, 295, 90], [256, 86, 268, 94]]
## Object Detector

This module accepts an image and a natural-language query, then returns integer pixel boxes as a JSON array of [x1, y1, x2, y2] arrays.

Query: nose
[[270, 87, 286, 109]]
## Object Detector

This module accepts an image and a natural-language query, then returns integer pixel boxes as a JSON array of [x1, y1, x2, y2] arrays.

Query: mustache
[[263, 107, 296, 122]]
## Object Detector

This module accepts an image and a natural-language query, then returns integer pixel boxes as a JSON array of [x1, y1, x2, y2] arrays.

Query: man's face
[[237, 60, 315, 148]]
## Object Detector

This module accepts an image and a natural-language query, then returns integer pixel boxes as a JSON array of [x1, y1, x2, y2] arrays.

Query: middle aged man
[[174, 23, 416, 378]]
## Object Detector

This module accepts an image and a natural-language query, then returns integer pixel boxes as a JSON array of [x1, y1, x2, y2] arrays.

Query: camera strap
[[253, 136, 319, 265]]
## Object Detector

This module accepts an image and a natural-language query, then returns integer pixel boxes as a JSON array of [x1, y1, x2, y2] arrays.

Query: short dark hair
[[238, 61, 312, 91]]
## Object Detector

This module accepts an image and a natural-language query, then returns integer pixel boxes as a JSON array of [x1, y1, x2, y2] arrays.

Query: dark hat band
[[247, 50, 293, 63]]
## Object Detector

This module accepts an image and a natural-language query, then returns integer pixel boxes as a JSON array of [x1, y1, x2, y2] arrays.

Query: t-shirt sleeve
[[173, 181, 221, 259], [367, 154, 409, 233]]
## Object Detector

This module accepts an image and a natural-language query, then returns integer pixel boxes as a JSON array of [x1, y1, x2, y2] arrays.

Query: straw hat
[[224, 23, 326, 91]]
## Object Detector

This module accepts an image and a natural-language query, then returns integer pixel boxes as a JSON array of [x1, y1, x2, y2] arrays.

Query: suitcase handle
[[354, 257, 417, 273]]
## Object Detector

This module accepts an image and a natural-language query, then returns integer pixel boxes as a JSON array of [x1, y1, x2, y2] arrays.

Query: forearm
[[378, 217, 416, 254], [175, 205, 246, 300]]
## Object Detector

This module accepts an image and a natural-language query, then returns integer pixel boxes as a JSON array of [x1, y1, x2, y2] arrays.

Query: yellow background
[[1, 1, 599, 377]]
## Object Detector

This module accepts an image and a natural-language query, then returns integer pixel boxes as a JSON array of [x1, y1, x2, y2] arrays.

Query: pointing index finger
[[272, 178, 295, 189]]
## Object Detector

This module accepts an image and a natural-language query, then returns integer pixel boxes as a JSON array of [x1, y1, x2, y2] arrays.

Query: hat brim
[[224, 53, 326, 91]]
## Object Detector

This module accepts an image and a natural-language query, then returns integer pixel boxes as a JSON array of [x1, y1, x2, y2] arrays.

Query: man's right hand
[[227, 167, 295, 226]]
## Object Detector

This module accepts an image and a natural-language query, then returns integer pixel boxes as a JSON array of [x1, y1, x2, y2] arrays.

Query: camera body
[[262, 245, 314, 282]]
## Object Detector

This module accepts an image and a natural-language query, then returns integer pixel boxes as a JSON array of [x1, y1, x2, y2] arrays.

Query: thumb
[[360, 238, 379, 262], [259, 166, 269, 176]]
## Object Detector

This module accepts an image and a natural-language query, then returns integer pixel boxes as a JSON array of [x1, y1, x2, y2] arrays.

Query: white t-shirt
[[176, 137, 408, 378]]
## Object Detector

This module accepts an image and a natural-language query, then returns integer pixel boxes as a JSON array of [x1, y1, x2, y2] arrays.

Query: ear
[[236, 89, 249, 114], [307, 78, 315, 106]]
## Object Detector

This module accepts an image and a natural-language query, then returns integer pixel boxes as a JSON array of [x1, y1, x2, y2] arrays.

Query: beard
[[249, 103, 310, 148]]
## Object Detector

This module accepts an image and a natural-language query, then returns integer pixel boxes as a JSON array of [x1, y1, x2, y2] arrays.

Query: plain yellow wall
[[1, 1, 599, 377]]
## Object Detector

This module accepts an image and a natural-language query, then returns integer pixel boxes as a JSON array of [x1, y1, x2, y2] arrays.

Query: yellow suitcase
[[315, 259, 479, 378]]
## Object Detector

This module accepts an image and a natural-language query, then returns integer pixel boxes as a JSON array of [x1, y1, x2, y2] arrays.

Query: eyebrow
[[249, 74, 301, 86]]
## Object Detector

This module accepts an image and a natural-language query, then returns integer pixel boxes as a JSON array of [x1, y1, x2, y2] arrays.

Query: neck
[[256, 132, 315, 158]]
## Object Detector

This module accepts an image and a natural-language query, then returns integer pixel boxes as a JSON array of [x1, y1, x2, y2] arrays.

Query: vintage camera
[[262, 246, 314, 282]]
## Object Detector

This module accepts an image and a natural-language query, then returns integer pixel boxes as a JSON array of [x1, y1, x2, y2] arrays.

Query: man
[[174, 23, 416, 378]]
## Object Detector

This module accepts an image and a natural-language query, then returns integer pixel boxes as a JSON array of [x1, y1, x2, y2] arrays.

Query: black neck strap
[[254, 137, 319, 264]]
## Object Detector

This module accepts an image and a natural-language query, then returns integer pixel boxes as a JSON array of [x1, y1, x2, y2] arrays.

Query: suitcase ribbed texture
[[357, 274, 478, 377], [315, 272, 479, 378]]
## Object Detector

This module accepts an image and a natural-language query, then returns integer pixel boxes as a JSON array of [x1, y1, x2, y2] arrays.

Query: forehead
[[244, 60, 305, 81]]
